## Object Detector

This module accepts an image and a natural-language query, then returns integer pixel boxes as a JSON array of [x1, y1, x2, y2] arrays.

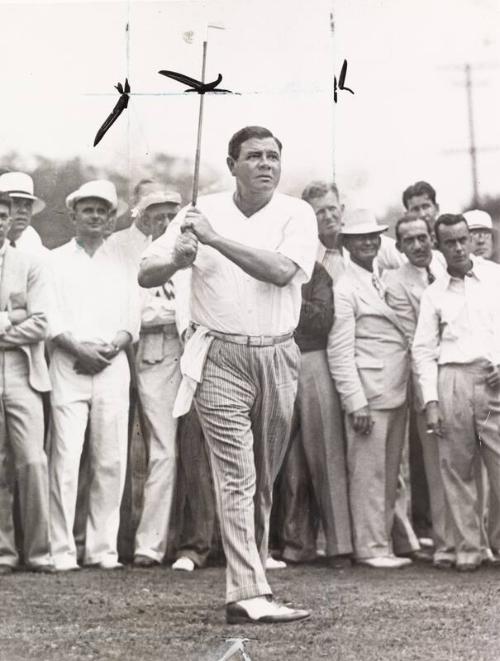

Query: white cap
[[0, 171, 46, 214], [66, 180, 118, 211], [463, 209, 492, 231], [341, 208, 388, 235], [135, 191, 182, 215]]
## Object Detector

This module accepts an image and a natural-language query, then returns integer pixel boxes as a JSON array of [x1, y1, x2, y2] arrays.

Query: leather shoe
[[357, 556, 412, 569], [226, 597, 311, 625], [0, 564, 14, 575], [28, 564, 57, 574], [265, 556, 287, 570], [456, 561, 481, 572], [433, 558, 454, 570], [328, 554, 352, 569], [406, 549, 433, 562], [88, 559, 124, 570], [134, 555, 159, 568], [172, 557, 195, 572]]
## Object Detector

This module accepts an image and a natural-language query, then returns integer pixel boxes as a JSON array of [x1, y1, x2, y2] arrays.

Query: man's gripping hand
[[425, 400, 443, 437], [181, 208, 217, 245], [73, 342, 111, 375], [174, 220, 199, 268]]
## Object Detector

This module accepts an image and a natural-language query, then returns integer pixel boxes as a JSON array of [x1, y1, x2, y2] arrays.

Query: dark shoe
[[433, 558, 454, 570], [28, 564, 57, 574], [0, 564, 14, 575], [226, 597, 311, 625], [328, 554, 352, 569], [133, 555, 159, 568], [398, 549, 433, 562], [456, 561, 481, 572]]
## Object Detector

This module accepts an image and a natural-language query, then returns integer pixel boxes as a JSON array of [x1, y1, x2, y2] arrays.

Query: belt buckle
[[247, 335, 265, 347]]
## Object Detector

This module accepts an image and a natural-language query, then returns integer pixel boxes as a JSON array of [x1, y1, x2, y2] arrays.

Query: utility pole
[[330, 1, 336, 183], [442, 61, 499, 208], [464, 64, 479, 206]]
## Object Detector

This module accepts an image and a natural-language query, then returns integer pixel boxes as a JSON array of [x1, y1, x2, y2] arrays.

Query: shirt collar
[[0, 241, 8, 257], [443, 254, 481, 286], [350, 259, 380, 285], [72, 237, 108, 256]]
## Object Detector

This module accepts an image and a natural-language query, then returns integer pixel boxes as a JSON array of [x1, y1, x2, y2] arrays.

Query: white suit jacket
[[327, 262, 409, 413], [0, 246, 51, 392]]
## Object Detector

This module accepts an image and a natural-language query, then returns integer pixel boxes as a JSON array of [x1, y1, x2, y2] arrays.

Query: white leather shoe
[[227, 596, 310, 624], [172, 557, 195, 572], [91, 559, 124, 570], [357, 556, 412, 569], [265, 557, 287, 570]]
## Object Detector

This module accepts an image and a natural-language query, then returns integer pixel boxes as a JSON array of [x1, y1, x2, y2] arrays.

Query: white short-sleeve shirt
[[142, 192, 317, 335]]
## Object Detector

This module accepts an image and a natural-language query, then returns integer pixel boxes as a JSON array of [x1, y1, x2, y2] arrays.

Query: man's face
[[8, 196, 33, 240], [437, 221, 472, 273], [470, 228, 493, 259], [144, 202, 180, 240], [227, 137, 281, 195], [309, 191, 344, 243], [406, 194, 439, 228], [343, 232, 381, 269], [71, 197, 111, 240], [0, 203, 12, 246], [397, 219, 433, 268]]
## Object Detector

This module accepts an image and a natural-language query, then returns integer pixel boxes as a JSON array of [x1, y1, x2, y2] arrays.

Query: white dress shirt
[[413, 256, 500, 404], [142, 192, 318, 335], [13, 225, 49, 258], [49, 238, 140, 343]]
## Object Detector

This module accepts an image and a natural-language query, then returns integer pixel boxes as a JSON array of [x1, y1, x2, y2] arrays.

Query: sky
[[0, 0, 499, 214]]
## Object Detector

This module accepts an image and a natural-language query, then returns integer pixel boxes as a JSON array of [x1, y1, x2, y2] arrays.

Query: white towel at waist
[[172, 325, 214, 418]]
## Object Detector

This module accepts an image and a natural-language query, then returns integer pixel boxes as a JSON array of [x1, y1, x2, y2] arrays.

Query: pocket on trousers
[[272, 340, 300, 387]]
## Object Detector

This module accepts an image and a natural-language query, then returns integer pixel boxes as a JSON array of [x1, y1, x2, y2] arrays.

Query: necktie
[[372, 273, 385, 299], [425, 266, 435, 284]]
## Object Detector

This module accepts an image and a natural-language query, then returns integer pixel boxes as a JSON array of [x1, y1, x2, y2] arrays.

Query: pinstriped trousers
[[194, 337, 300, 603]]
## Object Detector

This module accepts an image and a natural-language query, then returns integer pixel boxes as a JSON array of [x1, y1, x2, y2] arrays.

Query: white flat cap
[[66, 180, 118, 211], [134, 190, 182, 215]]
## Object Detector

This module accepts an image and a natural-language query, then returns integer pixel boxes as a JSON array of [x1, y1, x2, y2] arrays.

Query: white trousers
[[49, 349, 130, 568], [134, 333, 182, 562]]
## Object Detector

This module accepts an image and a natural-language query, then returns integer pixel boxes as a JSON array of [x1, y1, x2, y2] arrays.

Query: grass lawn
[[1, 561, 500, 660]]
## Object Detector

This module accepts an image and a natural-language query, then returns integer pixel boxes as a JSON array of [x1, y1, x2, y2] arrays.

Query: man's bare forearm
[[209, 234, 298, 287], [138, 256, 181, 288]]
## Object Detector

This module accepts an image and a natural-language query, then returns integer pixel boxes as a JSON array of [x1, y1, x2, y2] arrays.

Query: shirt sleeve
[[276, 200, 318, 282], [412, 288, 441, 404]]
